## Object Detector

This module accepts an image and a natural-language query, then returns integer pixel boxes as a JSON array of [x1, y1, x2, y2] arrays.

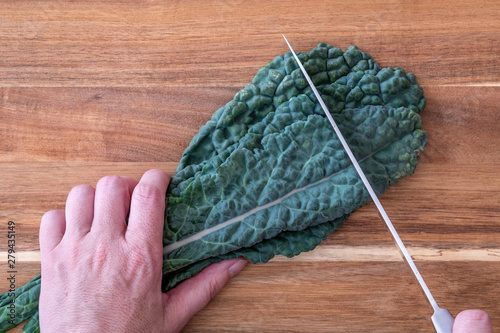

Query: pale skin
[[39, 169, 492, 332]]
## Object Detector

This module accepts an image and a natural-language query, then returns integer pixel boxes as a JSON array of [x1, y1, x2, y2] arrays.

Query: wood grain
[[0, 0, 499, 332], [0, 1, 498, 87]]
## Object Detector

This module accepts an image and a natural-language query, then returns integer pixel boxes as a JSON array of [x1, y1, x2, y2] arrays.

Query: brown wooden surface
[[1, 0, 499, 332]]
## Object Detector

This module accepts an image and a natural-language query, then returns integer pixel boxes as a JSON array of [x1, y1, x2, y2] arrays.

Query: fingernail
[[229, 258, 247, 278]]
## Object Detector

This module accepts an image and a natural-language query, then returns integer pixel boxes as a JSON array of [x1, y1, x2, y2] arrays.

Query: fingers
[[91, 175, 138, 237], [126, 169, 169, 247], [39, 210, 66, 254], [41, 169, 166, 250], [64, 185, 95, 238], [453, 310, 492, 333], [163, 258, 247, 331]]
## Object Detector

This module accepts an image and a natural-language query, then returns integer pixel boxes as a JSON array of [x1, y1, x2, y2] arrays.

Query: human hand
[[39, 169, 247, 332], [453, 310, 492, 333]]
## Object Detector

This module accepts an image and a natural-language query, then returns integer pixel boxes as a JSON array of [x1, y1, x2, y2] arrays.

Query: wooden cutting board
[[1, 0, 499, 331]]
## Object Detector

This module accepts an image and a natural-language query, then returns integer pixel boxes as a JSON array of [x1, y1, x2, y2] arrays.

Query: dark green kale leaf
[[162, 43, 426, 290]]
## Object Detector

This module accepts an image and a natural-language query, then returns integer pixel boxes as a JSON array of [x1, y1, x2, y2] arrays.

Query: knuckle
[[125, 251, 143, 271], [52, 240, 80, 267], [70, 184, 93, 195], [148, 169, 170, 183], [41, 209, 61, 222], [125, 249, 158, 279], [93, 242, 108, 262], [97, 175, 123, 188], [133, 183, 162, 203]]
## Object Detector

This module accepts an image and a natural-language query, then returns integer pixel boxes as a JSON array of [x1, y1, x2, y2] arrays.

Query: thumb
[[162, 258, 247, 332], [453, 310, 492, 333]]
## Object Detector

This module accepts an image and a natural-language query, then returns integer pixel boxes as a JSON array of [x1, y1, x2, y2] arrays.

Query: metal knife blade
[[282, 34, 454, 333]]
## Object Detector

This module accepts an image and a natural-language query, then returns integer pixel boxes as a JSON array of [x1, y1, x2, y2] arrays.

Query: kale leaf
[[162, 43, 426, 290]]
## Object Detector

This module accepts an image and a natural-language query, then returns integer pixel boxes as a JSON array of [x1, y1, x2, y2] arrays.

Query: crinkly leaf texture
[[162, 43, 426, 290]]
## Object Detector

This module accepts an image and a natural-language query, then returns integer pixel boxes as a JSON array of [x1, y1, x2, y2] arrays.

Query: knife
[[283, 35, 454, 333]]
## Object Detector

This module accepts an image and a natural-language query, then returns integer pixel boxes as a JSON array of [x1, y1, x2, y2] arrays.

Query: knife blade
[[282, 34, 454, 333]]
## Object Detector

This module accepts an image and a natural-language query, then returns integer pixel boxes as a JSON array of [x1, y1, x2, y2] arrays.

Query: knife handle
[[431, 308, 455, 333]]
